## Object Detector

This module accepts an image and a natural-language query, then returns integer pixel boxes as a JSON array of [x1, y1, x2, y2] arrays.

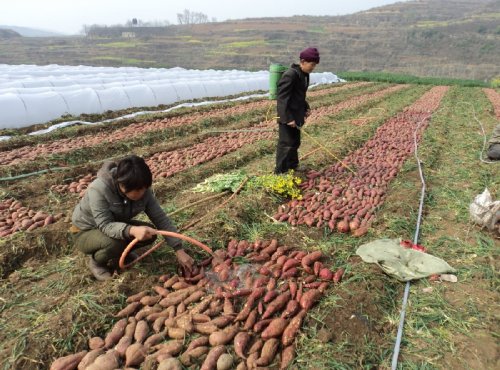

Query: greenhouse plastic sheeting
[[0, 64, 343, 129]]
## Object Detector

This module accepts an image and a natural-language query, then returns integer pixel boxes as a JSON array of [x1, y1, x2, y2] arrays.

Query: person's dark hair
[[114, 155, 152, 192]]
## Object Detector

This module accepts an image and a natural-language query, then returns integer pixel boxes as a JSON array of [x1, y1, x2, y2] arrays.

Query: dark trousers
[[275, 123, 301, 174], [73, 220, 156, 266]]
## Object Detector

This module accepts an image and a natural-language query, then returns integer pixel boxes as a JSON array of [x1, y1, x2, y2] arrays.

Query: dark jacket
[[488, 123, 500, 146], [72, 161, 181, 249], [277, 63, 311, 127]]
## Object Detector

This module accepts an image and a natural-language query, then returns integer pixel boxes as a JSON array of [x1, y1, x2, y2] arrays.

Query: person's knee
[[93, 240, 125, 264], [487, 143, 500, 160]]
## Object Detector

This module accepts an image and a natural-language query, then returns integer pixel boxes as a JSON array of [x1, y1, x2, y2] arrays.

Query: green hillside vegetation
[[0, 0, 498, 80]]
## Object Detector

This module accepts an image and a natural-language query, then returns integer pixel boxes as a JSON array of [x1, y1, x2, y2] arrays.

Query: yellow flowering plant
[[249, 171, 303, 200]]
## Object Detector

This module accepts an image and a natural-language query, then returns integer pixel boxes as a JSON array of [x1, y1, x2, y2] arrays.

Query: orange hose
[[119, 230, 214, 270]]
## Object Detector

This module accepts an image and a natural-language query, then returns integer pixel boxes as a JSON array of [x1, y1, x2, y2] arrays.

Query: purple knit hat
[[299, 47, 320, 63]]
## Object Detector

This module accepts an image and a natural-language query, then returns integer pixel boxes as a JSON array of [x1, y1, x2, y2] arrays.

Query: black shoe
[[125, 250, 139, 264], [87, 256, 112, 281], [487, 143, 500, 160]]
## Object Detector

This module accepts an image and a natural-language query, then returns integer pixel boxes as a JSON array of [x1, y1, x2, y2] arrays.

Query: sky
[[1, 0, 408, 35]]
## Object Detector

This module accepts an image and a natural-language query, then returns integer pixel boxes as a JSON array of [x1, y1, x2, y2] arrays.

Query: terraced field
[[0, 82, 498, 369]]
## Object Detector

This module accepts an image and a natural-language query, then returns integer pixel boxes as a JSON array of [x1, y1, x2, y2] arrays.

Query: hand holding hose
[[129, 225, 157, 241]]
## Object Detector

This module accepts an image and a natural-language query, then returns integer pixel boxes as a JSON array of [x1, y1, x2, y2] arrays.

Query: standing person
[[275, 47, 320, 174], [71, 155, 194, 281]]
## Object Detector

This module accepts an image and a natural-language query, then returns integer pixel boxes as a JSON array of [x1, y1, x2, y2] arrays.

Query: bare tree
[[177, 9, 210, 25]]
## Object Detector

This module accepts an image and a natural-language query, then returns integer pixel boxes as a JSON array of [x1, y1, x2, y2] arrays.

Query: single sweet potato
[[186, 335, 209, 352], [255, 338, 279, 366], [262, 291, 291, 319], [243, 308, 258, 331], [280, 343, 296, 370], [77, 349, 103, 370], [201, 345, 226, 370], [153, 316, 167, 333], [50, 350, 87, 370], [299, 289, 322, 311], [281, 300, 300, 319], [236, 361, 248, 370], [134, 320, 149, 343], [193, 313, 212, 323], [176, 313, 194, 333], [184, 290, 206, 305], [194, 323, 219, 335], [282, 310, 307, 346], [223, 298, 234, 315], [104, 319, 128, 348], [158, 357, 183, 370], [125, 342, 147, 367], [246, 352, 259, 369], [85, 350, 119, 370], [180, 346, 210, 366], [153, 340, 184, 356], [140, 295, 161, 306], [261, 317, 288, 340], [144, 332, 166, 349], [168, 327, 187, 340], [88, 337, 104, 350], [115, 302, 141, 318], [217, 353, 233, 370], [209, 324, 239, 346], [209, 316, 233, 329], [233, 331, 251, 359], [114, 335, 133, 357], [253, 319, 272, 333]]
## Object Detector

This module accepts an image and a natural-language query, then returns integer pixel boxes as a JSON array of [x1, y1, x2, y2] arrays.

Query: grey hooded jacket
[[71, 161, 181, 249]]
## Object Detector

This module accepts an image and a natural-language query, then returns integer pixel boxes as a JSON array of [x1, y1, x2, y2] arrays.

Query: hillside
[[0, 28, 21, 38], [0, 25, 64, 37], [0, 0, 498, 80]]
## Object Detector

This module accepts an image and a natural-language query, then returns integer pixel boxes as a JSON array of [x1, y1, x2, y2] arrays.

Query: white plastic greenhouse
[[0, 64, 343, 130]]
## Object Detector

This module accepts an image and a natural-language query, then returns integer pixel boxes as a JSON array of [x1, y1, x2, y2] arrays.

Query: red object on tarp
[[400, 239, 427, 253]]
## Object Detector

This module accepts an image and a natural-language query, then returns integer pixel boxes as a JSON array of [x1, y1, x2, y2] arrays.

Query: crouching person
[[487, 123, 500, 160], [71, 155, 194, 281]]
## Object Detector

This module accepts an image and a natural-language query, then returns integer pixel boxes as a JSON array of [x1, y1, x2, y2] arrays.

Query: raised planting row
[[272, 86, 450, 235], [0, 198, 63, 237], [51, 84, 408, 198], [305, 84, 407, 123], [50, 239, 344, 370], [483, 88, 500, 119], [0, 84, 362, 167]]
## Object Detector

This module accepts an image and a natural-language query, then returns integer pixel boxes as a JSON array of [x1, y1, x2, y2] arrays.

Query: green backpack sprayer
[[269, 63, 287, 100]]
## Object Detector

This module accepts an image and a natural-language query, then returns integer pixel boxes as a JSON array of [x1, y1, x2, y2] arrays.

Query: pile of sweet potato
[[50, 238, 344, 370], [50, 173, 96, 197], [483, 88, 500, 119], [273, 86, 449, 236], [0, 198, 62, 237]]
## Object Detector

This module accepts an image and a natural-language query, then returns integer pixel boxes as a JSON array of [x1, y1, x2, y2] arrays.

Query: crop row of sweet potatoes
[[0, 100, 267, 167], [273, 86, 449, 236], [48, 85, 401, 198], [0, 85, 352, 168], [50, 238, 345, 370], [0, 197, 62, 237], [306, 84, 406, 124]]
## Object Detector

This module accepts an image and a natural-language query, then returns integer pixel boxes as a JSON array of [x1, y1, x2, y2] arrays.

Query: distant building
[[88, 26, 177, 38]]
